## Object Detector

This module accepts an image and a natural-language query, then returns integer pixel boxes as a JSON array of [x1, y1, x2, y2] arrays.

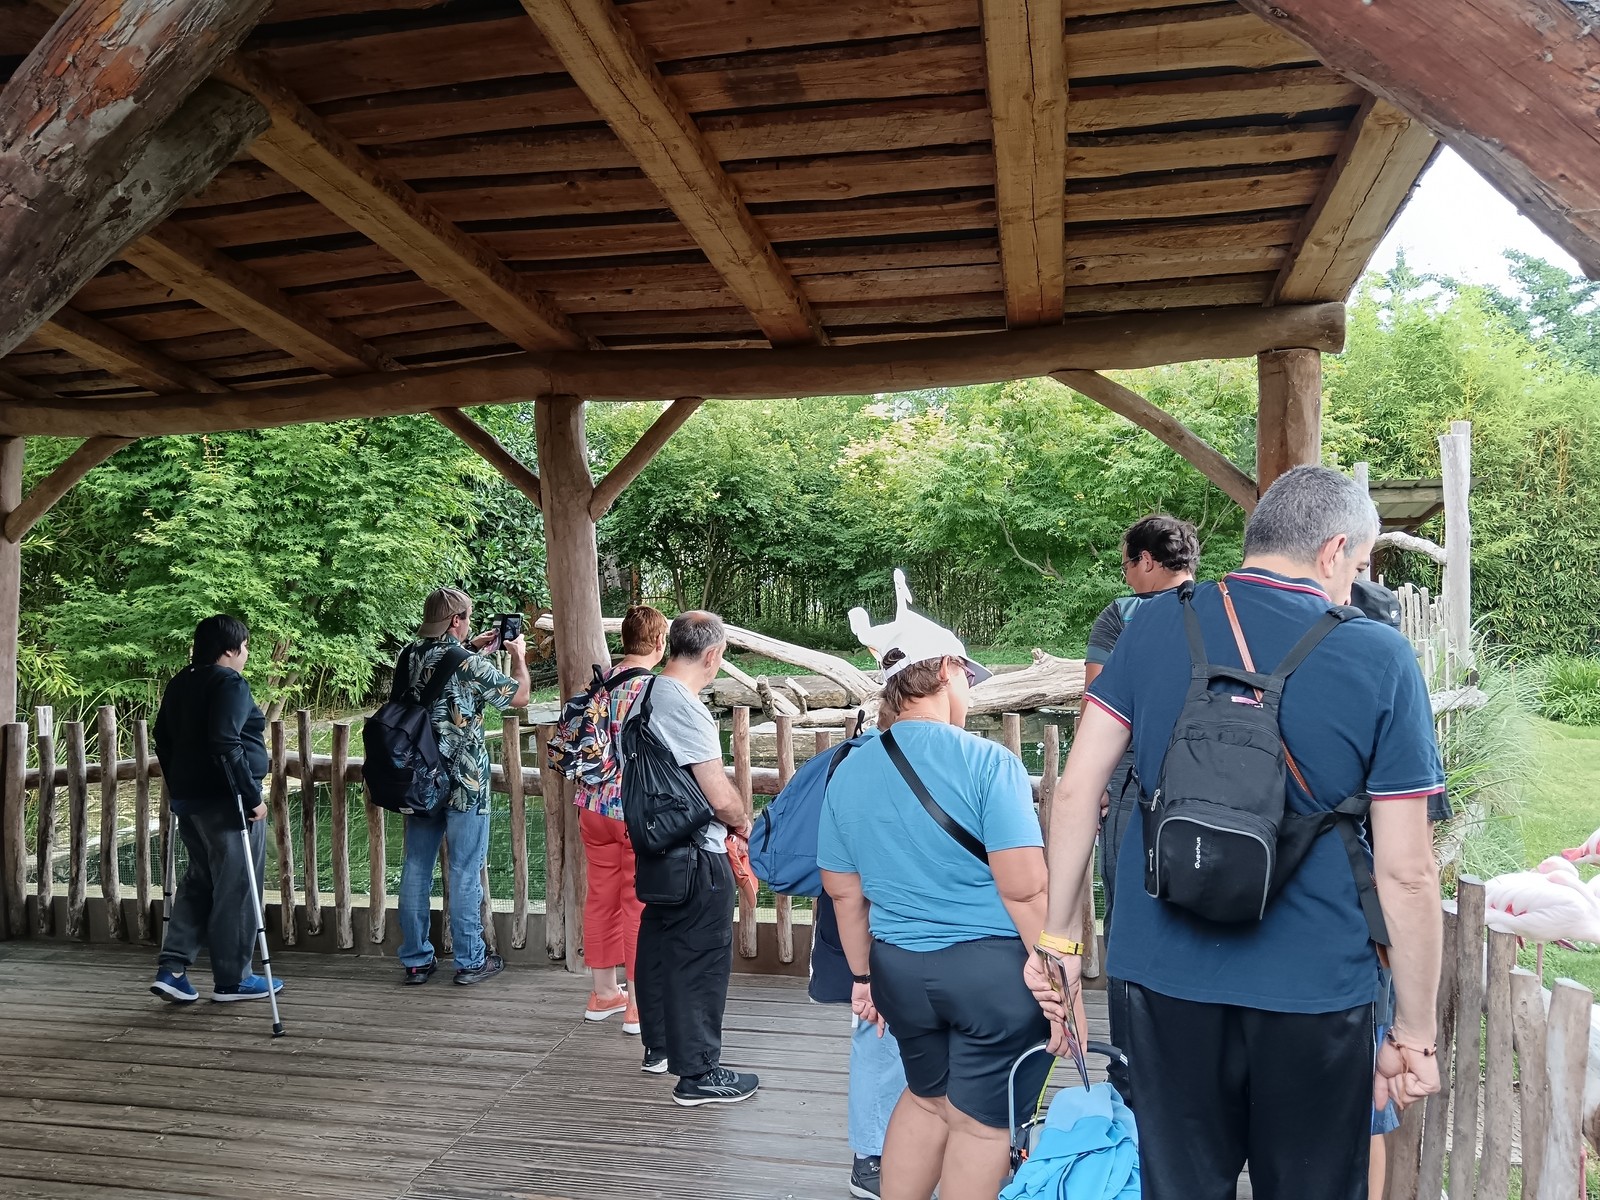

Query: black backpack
[[1140, 582, 1390, 944], [361, 642, 472, 817], [619, 678, 715, 904]]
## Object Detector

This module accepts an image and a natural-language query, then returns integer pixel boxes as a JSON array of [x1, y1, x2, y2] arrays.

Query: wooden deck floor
[[0, 942, 1118, 1200]]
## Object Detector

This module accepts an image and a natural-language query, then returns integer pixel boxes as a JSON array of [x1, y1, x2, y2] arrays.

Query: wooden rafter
[[0, 371, 59, 403], [3, 437, 134, 543], [429, 409, 542, 511], [981, 0, 1067, 327], [1053, 370, 1257, 510], [1270, 98, 1438, 303], [520, 0, 826, 348], [1236, 0, 1600, 277], [591, 399, 705, 519], [212, 55, 584, 354], [0, 304, 1346, 438], [122, 225, 399, 377], [36, 309, 227, 396]]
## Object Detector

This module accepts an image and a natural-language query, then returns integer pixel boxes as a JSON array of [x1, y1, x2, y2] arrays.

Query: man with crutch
[[149, 615, 286, 1015]]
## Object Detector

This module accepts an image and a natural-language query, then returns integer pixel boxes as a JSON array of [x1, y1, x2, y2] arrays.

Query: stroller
[[1007, 1039, 1129, 1176]]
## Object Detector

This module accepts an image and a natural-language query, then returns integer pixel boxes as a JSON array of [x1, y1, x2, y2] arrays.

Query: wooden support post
[[535, 396, 610, 973], [297, 709, 320, 936], [1, 722, 25, 938], [733, 706, 756, 960], [774, 713, 795, 964], [505, 715, 529, 950], [0, 438, 22, 725], [1440, 421, 1473, 677], [133, 720, 151, 943], [1256, 349, 1322, 495], [97, 706, 123, 941], [431, 410, 542, 511], [34, 708, 55, 935], [65, 721, 87, 940], [330, 722, 353, 950]]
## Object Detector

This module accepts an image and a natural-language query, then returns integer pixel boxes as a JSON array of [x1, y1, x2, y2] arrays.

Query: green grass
[[1515, 720, 1600, 995]]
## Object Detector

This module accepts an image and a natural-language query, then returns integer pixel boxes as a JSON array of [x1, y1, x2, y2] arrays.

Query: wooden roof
[[0, 0, 1439, 409]]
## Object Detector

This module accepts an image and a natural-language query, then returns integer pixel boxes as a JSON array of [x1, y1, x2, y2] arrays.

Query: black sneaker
[[453, 953, 503, 986], [641, 1049, 669, 1074], [849, 1155, 882, 1199], [672, 1066, 759, 1107], [402, 958, 437, 986]]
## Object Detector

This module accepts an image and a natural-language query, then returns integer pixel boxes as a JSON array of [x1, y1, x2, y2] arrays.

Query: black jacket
[[152, 664, 269, 814]]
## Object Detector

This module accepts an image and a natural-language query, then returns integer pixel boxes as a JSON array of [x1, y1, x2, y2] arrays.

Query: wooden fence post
[[133, 719, 152, 942], [1417, 906, 1459, 1197], [33, 707, 55, 935], [1440, 421, 1472, 679], [1, 721, 25, 937], [540, 723, 565, 962], [733, 706, 756, 960], [1040, 723, 1059, 847], [97, 706, 123, 941], [1509, 968, 1550, 1198], [505, 715, 528, 950], [64, 721, 87, 940], [1448, 879, 1486, 1200], [297, 709, 320, 936], [366, 793, 386, 945], [774, 713, 795, 964], [269, 719, 297, 944], [329, 721, 353, 950], [1477, 929, 1518, 1196], [1536, 980, 1593, 1200]]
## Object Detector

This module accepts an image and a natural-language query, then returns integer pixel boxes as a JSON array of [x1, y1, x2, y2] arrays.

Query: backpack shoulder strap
[[417, 643, 472, 712], [1333, 792, 1391, 946], [1178, 581, 1208, 667], [823, 737, 864, 786], [604, 666, 653, 692], [389, 646, 413, 704], [880, 727, 987, 865]]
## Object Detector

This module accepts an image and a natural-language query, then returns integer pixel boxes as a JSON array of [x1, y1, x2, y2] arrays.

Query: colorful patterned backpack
[[546, 665, 653, 789]]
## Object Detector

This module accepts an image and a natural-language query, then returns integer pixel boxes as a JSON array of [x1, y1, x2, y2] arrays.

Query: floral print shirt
[[403, 636, 518, 815], [573, 668, 652, 821]]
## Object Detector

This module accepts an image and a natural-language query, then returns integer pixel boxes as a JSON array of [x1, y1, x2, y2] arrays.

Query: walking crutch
[[160, 804, 176, 947], [232, 787, 286, 1038]]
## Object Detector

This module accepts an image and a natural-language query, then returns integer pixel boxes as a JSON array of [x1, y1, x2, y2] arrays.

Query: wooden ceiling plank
[[0, 304, 1346, 438], [1269, 98, 1438, 303], [36, 309, 229, 396], [213, 54, 585, 353], [122, 224, 400, 376], [982, 0, 1067, 328], [1235, 0, 1600, 277], [520, 0, 825, 347]]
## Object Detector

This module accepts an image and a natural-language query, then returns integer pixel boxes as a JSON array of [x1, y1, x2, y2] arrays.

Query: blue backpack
[[748, 727, 878, 896]]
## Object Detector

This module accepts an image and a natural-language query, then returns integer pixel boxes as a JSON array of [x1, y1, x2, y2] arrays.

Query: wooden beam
[[982, 0, 1067, 328], [1271, 98, 1438, 303], [1053, 370, 1258, 510], [519, 0, 825, 348], [0, 371, 59, 403], [0, 2, 272, 357], [1256, 348, 1322, 494], [2, 437, 134, 543], [212, 55, 584, 353], [1235, 0, 1600, 278], [590, 398, 705, 519], [36, 308, 228, 396], [429, 409, 542, 511], [0, 304, 1347, 438], [122, 225, 398, 377]]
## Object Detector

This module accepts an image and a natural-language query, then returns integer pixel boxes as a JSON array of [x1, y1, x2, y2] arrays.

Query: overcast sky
[[1370, 149, 1579, 291]]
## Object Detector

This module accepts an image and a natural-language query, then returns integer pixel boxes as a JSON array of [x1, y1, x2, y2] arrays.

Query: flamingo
[[1482, 859, 1600, 979], [1560, 826, 1600, 866]]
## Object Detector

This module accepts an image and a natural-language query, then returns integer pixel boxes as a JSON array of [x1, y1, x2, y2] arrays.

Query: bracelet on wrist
[[851, 973, 872, 985], [1036, 931, 1086, 958], [1385, 1027, 1436, 1057]]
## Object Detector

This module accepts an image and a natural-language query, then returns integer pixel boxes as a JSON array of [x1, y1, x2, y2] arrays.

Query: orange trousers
[[578, 808, 643, 978]]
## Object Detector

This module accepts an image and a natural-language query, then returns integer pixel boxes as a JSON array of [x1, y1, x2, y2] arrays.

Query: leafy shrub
[[1534, 654, 1600, 724]]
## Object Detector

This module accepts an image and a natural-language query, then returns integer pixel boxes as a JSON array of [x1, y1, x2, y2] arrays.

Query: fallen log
[[967, 650, 1086, 715]]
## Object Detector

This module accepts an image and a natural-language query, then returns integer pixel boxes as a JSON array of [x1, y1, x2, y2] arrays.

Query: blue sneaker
[[150, 968, 198, 1004], [210, 973, 284, 1002]]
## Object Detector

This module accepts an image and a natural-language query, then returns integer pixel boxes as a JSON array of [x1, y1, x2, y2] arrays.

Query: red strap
[[1218, 582, 1314, 798]]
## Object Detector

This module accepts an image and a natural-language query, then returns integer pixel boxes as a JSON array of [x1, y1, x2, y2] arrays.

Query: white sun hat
[[848, 569, 993, 685]]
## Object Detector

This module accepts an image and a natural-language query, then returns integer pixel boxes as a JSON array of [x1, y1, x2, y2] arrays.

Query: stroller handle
[[1007, 1040, 1127, 1133]]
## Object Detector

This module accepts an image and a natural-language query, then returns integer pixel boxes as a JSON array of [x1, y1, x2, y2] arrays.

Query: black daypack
[[619, 678, 715, 904], [1141, 582, 1390, 944], [361, 642, 472, 817]]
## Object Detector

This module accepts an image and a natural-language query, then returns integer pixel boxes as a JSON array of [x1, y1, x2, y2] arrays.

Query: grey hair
[[668, 611, 727, 661], [1243, 465, 1380, 562]]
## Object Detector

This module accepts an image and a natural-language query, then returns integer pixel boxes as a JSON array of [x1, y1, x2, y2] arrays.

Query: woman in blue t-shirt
[[819, 624, 1050, 1200]]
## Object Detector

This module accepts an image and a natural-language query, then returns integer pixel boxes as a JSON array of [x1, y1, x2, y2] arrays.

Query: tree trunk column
[[534, 398, 611, 973], [0, 438, 22, 725], [1256, 348, 1323, 496]]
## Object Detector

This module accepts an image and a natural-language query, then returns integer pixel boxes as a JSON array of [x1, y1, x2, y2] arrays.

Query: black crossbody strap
[[1179, 582, 1208, 668], [417, 643, 472, 712], [1333, 792, 1391, 946], [880, 727, 987, 865]]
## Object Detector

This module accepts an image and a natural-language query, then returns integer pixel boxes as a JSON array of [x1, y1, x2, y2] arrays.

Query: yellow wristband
[[1036, 932, 1086, 957]]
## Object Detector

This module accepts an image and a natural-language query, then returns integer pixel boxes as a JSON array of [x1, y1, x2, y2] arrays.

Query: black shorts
[[870, 936, 1051, 1129]]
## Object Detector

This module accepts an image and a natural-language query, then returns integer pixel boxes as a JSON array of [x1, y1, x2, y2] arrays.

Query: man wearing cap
[[819, 602, 1050, 1200], [396, 587, 531, 987]]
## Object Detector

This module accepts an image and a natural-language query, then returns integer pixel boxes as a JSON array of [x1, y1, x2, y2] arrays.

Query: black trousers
[[635, 849, 735, 1078], [1123, 983, 1374, 1200]]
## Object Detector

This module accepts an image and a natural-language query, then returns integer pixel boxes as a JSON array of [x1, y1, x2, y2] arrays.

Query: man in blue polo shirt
[[1029, 465, 1445, 1200]]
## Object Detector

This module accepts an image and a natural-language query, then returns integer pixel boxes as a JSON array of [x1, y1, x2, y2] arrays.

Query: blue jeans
[[849, 1015, 906, 1158], [398, 807, 491, 972]]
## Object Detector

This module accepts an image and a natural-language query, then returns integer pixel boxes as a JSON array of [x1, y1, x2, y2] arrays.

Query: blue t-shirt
[[817, 719, 1043, 952], [1087, 569, 1444, 1014]]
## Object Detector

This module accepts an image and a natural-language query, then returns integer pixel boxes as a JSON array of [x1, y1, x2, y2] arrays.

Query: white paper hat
[[848, 569, 993, 685]]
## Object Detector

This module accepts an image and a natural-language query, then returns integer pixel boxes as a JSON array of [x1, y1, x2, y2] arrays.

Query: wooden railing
[[1383, 877, 1595, 1200], [0, 703, 1088, 975]]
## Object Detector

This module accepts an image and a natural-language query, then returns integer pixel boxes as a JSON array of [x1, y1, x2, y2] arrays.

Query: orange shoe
[[623, 993, 640, 1036], [585, 991, 628, 1022]]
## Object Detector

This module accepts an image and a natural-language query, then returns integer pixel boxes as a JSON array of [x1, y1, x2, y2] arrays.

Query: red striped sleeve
[[1369, 785, 1447, 801], [1084, 693, 1132, 729]]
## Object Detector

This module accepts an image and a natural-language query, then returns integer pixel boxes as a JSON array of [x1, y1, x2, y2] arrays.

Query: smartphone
[[496, 613, 523, 648], [1035, 946, 1068, 997]]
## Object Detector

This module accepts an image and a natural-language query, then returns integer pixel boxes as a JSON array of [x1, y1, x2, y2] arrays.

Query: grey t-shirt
[[641, 674, 728, 854]]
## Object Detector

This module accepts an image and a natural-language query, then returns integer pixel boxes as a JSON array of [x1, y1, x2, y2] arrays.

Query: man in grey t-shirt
[[628, 611, 758, 1106]]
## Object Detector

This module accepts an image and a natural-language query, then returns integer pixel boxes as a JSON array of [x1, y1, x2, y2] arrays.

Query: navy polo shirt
[[1086, 569, 1444, 1014]]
